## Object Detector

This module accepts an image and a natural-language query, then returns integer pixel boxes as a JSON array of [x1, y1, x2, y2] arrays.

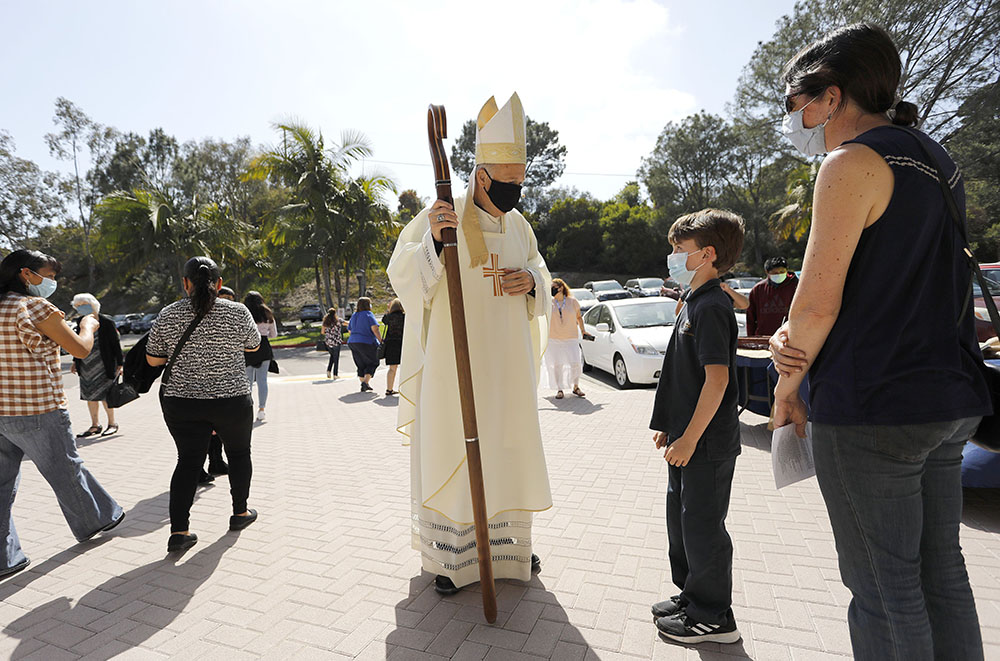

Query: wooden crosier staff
[[426, 104, 498, 624]]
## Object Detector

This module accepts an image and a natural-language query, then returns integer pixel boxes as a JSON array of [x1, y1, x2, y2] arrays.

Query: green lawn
[[271, 328, 323, 347]]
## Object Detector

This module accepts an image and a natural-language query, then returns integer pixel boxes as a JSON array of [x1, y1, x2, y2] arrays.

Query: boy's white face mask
[[667, 250, 706, 287]]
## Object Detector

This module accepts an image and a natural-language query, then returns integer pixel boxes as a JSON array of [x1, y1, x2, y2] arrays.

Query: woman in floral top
[[322, 308, 345, 379]]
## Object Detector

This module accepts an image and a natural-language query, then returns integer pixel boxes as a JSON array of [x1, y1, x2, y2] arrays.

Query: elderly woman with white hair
[[69, 293, 124, 437]]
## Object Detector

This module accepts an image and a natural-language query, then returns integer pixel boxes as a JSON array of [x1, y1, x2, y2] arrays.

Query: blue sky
[[1, 0, 798, 203]]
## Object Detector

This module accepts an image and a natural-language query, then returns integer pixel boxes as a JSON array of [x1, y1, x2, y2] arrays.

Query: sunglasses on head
[[783, 88, 825, 113]]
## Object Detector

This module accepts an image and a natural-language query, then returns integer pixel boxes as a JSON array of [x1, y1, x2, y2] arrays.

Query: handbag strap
[[885, 125, 1000, 337], [162, 313, 205, 386]]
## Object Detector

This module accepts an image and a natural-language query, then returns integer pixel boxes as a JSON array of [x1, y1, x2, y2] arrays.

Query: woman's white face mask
[[781, 94, 830, 157]]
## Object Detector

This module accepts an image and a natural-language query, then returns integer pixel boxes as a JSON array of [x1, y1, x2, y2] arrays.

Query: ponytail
[[0, 249, 61, 297], [183, 256, 220, 316], [890, 100, 919, 127]]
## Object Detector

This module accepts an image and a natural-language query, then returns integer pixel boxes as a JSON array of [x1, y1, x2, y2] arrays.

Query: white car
[[570, 288, 598, 313], [581, 298, 676, 388], [735, 311, 748, 337], [725, 277, 760, 298]]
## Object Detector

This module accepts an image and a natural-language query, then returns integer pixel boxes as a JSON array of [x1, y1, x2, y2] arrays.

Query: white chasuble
[[387, 193, 552, 586]]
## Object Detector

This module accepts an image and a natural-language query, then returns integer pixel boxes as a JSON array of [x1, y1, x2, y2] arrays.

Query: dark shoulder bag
[[160, 313, 206, 391], [890, 126, 1000, 452]]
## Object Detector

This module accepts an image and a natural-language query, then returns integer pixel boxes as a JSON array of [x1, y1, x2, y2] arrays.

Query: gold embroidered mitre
[[475, 93, 526, 165], [461, 93, 527, 267]]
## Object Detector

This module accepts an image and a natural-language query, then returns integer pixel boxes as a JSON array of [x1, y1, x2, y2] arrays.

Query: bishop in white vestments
[[387, 93, 553, 594]]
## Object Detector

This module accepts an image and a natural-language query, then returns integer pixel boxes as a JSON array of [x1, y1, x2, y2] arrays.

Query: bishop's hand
[[500, 268, 534, 296], [429, 200, 460, 242]]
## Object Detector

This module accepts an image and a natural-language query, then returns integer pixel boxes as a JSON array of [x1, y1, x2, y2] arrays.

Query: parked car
[[581, 298, 676, 388], [725, 277, 761, 297], [570, 288, 598, 313], [583, 280, 631, 302], [299, 304, 324, 323], [130, 312, 158, 334], [112, 314, 129, 333], [734, 311, 748, 338], [625, 277, 665, 298], [972, 277, 1000, 341], [980, 262, 1000, 287]]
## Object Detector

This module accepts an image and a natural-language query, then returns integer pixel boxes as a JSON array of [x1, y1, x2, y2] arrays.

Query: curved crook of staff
[[426, 104, 498, 624]]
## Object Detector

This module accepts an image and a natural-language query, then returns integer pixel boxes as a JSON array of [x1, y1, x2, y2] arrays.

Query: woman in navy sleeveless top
[[770, 24, 988, 661]]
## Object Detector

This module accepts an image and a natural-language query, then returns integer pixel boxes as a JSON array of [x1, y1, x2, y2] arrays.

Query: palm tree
[[771, 162, 819, 242], [96, 186, 237, 292], [246, 122, 376, 308], [341, 175, 399, 300]]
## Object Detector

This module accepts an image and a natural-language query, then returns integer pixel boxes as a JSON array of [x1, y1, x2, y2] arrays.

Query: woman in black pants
[[146, 257, 262, 552]]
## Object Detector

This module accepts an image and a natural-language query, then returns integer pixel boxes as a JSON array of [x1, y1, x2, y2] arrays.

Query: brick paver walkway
[[1, 346, 998, 660]]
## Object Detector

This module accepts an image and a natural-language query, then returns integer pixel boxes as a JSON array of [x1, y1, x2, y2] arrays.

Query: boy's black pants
[[666, 456, 737, 625]]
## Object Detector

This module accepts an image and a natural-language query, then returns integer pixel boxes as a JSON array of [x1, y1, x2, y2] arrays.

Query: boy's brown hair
[[667, 209, 745, 274]]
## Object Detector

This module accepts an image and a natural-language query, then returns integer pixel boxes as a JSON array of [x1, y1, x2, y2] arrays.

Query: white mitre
[[461, 93, 527, 267], [475, 93, 527, 165]]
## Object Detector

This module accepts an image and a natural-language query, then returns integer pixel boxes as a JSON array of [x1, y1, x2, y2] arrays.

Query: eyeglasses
[[783, 88, 824, 113]]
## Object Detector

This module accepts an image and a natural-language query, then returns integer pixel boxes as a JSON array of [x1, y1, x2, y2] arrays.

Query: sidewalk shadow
[[3, 533, 238, 658], [0, 487, 213, 601], [739, 419, 772, 453], [373, 396, 399, 408], [962, 487, 1000, 533], [389, 572, 592, 658], [339, 392, 378, 404], [540, 396, 605, 415], [658, 632, 753, 658], [74, 430, 123, 448]]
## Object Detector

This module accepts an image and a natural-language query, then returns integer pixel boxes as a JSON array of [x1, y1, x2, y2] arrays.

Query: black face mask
[[483, 170, 522, 213], [551, 286, 559, 296]]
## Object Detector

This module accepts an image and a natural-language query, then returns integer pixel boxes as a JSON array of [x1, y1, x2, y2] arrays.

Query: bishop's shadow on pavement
[[390, 571, 593, 658], [3, 532, 238, 660]]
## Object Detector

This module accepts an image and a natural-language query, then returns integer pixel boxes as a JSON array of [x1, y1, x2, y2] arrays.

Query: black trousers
[[326, 346, 341, 375], [666, 456, 737, 625], [348, 342, 379, 378], [160, 393, 253, 532]]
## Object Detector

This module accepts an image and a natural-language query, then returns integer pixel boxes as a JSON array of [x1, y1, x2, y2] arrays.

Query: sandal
[[573, 387, 586, 398], [386, 390, 397, 396], [76, 425, 102, 438], [101, 424, 119, 437], [555, 391, 564, 399]]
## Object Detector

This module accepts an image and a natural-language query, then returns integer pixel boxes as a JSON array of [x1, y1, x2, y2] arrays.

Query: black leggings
[[160, 393, 253, 532], [327, 346, 341, 374]]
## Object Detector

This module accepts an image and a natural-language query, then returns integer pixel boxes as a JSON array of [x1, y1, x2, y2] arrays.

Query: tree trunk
[[321, 254, 334, 309], [333, 267, 343, 311], [314, 259, 323, 308], [176, 257, 187, 295], [343, 259, 351, 308]]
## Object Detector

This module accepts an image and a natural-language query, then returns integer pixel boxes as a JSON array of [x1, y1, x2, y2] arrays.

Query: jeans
[[0, 409, 122, 569], [246, 361, 269, 409], [814, 417, 984, 661], [327, 347, 341, 375], [160, 394, 253, 533], [665, 456, 737, 625]]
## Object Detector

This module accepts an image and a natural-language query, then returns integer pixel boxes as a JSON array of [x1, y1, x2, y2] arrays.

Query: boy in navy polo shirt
[[649, 209, 745, 645]]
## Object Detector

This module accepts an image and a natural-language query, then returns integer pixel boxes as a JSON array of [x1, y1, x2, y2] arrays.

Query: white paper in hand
[[771, 422, 815, 489]]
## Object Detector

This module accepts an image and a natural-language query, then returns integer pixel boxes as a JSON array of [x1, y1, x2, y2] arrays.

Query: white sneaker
[[256, 410, 265, 422]]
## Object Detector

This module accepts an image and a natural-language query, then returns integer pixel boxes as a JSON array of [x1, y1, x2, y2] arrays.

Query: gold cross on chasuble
[[482, 253, 504, 297]]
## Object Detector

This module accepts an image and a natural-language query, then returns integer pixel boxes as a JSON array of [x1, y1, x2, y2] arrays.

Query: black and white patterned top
[[147, 298, 261, 399]]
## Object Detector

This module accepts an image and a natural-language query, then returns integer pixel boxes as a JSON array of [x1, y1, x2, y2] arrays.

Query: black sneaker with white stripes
[[655, 611, 740, 644]]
